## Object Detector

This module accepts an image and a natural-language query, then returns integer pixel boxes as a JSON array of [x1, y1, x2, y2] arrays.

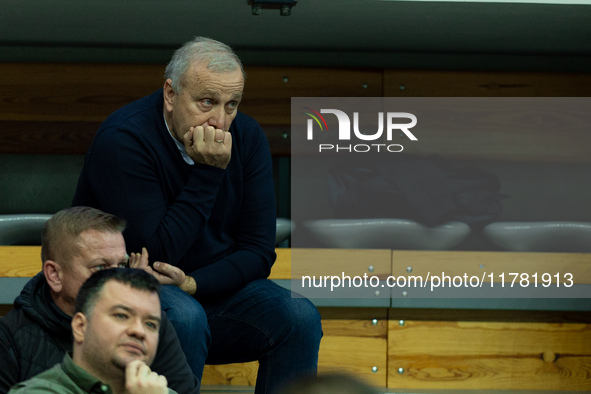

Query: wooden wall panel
[[388, 320, 591, 391], [0, 63, 165, 122], [239, 67, 383, 126], [317, 307, 388, 387], [291, 248, 391, 278], [202, 362, 259, 386], [202, 308, 389, 387], [382, 71, 591, 162], [383, 70, 591, 97], [0, 246, 293, 279], [0, 64, 382, 155], [0, 246, 41, 277], [392, 250, 591, 285], [3, 63, 591, 160]]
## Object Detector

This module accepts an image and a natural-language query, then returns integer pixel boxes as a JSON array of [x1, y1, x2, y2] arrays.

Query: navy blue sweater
[[73, 90, 276, 298]]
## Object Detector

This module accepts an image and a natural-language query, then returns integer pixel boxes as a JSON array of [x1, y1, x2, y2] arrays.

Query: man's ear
[[163, 79, 175, 112], [43, 260, 63, 293], [71, 312, 88, 344]]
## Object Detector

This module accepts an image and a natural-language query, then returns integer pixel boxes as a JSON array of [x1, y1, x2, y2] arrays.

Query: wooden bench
[[2, 246, 590, 390]]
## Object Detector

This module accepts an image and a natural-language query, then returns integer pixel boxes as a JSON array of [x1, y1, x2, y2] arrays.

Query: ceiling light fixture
[[249, 0, 298, 16]]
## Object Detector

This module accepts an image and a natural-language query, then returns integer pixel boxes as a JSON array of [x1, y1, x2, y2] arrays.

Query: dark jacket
[[0, 272, 200, 394]]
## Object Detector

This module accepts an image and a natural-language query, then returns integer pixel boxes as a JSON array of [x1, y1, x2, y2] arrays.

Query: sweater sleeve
[[188, 122, 277, 296], [151, 313, 200, 393]]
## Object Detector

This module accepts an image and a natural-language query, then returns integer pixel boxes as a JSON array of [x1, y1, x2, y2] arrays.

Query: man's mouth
[[120, 342, 145, 355]]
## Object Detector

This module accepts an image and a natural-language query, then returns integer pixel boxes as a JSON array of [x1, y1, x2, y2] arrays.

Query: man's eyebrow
[[197, 89, 220, 98], [111, 304, 161, 322], [87, 258, 110, 265], [88, 257, 127, 265], [196, 90, 242, 100]]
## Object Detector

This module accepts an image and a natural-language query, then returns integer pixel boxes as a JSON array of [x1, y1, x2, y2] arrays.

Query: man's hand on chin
[[125, 360, 168, 394]]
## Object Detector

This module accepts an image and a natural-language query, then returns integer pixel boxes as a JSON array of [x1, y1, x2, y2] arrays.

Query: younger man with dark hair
[[10, 268, 175, 393]]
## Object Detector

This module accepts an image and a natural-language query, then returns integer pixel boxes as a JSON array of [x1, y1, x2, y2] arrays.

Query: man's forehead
[[99, 281, 161, 315], [75, 230, 126, 252], [185, 61, 243, 83]]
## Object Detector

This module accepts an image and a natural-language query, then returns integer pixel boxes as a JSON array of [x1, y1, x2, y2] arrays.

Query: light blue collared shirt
[[164, 112, 194, 165]]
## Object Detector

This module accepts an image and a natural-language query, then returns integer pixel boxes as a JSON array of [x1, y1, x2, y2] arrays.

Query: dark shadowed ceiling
[[1, 0, 590, 71]]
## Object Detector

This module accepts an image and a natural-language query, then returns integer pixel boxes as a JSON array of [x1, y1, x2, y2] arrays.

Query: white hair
[[164, 36, 245, 92]]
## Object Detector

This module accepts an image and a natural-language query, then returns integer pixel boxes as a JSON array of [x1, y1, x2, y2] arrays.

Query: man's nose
[[127, 319, 146, 339], [207, 107, 226, 131]]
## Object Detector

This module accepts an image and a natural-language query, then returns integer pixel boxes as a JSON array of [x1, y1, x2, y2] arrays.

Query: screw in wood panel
[[542, 351, 556, 363]]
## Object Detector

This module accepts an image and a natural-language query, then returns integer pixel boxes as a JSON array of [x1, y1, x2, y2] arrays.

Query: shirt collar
[[62, 353, 113, 393], [163, 112, 194, 165]]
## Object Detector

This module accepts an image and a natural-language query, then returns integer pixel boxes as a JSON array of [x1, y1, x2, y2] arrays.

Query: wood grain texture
[[0, 246, 41, 277], [318, 307, 388, 386], [201, 335, 388, 387], [0, 246, 292, 279], [0, 63, 165, 122], [379, 95, 591, 163], [0, 121, 293, 156], [202, 363, 259, 386], [238, 67, 383, 126], [4, 63, 591, 162], [384, 71, 591, 163], [291, 248, 391, 277], [392, 250, 591, 284], [0, 63, 382, 155], [319, 336, 387, 387], [201, 308, 389, 387], [383, 70, 591, 97], [388, 320, 591, 391]]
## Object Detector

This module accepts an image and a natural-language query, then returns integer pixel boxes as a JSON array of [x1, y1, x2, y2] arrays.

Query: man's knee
[[160, 286, 208, 330], [282, 297, 323, 344]]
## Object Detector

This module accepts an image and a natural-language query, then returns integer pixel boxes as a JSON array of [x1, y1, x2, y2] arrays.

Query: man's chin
[[113, 354, 148, 370]]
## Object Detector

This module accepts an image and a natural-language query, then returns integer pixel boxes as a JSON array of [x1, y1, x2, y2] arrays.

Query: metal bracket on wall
[[248, 0, 298, 16]]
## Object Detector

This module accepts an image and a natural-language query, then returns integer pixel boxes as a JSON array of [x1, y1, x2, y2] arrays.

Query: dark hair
[[41, 206, 126, 263], [75, 268, 161, 317]]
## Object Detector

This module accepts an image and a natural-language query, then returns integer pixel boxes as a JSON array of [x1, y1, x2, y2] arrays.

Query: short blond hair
[[41, 207, 126, 264]]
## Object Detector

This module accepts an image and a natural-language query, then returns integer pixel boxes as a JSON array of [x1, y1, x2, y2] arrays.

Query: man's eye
[[94, 265, 106, 271], [228, 101, 238, 109], [146, 321, 159, 331], [118, 262, 128, 268], [114, 313, 128, 320], [202, 99, 213, 106]]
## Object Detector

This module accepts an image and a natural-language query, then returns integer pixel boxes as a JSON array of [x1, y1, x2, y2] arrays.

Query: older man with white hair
[[73, 37, 322, 394]]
